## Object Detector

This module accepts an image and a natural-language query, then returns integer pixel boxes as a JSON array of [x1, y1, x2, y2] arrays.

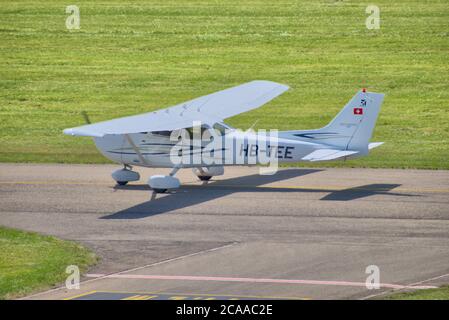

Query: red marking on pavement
[[85, 274, 436, 290]]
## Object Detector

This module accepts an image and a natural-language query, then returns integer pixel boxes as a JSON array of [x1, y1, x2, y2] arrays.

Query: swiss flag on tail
[[353, 107, 363, 115]]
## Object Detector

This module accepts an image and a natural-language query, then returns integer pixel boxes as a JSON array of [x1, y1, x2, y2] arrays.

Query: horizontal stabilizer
[[302, 149, 359, 162], [368, 142, 384, 150]]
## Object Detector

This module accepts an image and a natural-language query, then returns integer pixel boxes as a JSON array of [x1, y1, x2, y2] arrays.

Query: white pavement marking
[[83, 273, 437, 290]]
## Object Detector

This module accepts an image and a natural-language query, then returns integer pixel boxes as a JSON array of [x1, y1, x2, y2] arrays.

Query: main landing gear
[[112, 165, 140, 186], [112, 166, 224, 193], [112, 165, 180, 193], [148, 167, 180, 193]]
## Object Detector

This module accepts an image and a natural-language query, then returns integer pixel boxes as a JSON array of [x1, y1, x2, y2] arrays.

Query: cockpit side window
[[150, 131, 172, 137]]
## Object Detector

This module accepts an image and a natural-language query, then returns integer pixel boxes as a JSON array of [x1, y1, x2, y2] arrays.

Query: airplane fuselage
[[94, 129, 322, 168]]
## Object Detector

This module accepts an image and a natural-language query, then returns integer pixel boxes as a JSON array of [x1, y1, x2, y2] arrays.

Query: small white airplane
[[64, 81, 384, 193]]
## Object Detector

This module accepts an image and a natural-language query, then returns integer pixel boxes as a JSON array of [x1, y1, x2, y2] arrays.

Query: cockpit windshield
[[213, 122, 233, 136]]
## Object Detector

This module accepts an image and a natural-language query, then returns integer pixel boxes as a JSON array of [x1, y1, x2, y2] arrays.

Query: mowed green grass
[[385, 286, 449, 300], [0, 1, 448, 168], [0, 226, 96, 299]]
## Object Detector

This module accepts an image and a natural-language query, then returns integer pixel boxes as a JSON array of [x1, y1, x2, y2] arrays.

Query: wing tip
[[63, 127, 104, 137], [63, 128, 74, 136], [251, 80, 289, 91]]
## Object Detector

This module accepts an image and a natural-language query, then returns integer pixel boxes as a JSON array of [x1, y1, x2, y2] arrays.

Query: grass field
[[0, 226, 96, 299], [0, 1, 448, 168], [386, 286, 449, 300]]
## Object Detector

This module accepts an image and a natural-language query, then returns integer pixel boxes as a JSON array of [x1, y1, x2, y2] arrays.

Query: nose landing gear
[[192, 166, 224, 181]]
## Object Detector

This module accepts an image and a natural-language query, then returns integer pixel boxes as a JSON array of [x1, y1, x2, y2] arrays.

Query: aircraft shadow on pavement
[[320, 184, 408, 201], [102, 170, 416, 219]]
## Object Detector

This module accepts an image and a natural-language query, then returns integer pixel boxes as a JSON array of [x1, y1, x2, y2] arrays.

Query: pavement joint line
[[2, 180, 449, 194], [21, 242, 238, 299], [82, 274, 437, 290], [408, 273, 449, 286], [107, 242, 238, 277]]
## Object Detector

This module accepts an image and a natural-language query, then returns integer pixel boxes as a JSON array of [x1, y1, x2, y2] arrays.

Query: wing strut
[[124, 134, 150, 166]]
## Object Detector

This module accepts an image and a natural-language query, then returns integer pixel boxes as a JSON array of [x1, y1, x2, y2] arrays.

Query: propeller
[[81, 111, 91, 124]]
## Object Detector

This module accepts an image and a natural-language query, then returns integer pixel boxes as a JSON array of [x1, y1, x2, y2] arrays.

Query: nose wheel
[[192, 166, 224, 181]]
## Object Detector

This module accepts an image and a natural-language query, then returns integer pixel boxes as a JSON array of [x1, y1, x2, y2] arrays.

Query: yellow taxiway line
[[72, 289, 310, 300], [63, 290, 98, 300]]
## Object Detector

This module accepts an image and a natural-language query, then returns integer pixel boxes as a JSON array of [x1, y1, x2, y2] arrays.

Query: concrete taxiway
[[0, 164, 448, 300]]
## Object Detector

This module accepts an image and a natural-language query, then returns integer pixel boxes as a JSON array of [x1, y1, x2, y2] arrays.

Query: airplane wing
[[63, 80, 289, 137], [302, 149, 359, 162]]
